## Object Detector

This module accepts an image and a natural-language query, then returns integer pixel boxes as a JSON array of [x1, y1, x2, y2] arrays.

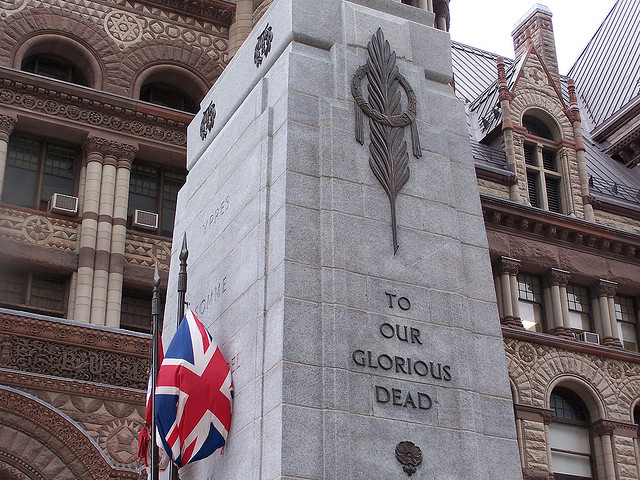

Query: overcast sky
[[448, 0, 618, 74]]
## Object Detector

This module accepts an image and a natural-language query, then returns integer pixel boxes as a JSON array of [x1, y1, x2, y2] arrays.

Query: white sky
[[448, 0, 618, 74]]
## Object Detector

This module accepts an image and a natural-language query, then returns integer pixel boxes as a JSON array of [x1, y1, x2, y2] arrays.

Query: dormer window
[[21, 54, 88, 87]]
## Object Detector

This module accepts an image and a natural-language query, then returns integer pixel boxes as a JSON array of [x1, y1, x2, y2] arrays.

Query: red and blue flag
[[155, 309, 233, 468]]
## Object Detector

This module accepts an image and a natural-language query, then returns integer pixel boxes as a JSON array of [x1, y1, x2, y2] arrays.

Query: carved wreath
[[352, 28, 421, 255]]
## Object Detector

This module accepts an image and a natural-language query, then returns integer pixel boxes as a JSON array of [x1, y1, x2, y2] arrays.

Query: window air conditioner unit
[[132, 209, 159, 230], [47, 193, 78, 216], [577, 331, 600, 345]]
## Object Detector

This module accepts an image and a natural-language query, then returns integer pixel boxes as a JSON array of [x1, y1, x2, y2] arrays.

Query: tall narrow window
[[549, 388, 593, 480], [615, 295, 638, 352], [518, 273, 544, 332], [567, 286, 591, 333], [128, 163, 186, 237], [3, 133, 78, 210], [524, 143, 562, 213]]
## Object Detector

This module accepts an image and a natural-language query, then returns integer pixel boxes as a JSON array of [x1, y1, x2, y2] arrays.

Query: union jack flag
[[155, 309, 233, 468]]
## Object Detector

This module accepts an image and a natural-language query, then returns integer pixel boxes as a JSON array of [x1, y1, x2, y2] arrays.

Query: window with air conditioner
[[128, 163, 186, 237], [3, 132, 79, 211], [566, 285, 592, 333]]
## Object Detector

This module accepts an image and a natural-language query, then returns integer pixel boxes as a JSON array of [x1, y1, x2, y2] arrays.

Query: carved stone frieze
[[0, 207, 78, 251], [1, 334, 150, 389], [0, 310, 151, 358], [84, 137, 139, 161], [125, 231, 172, 270], [0, 80, 187, 146], [134, 0, 235, 25]]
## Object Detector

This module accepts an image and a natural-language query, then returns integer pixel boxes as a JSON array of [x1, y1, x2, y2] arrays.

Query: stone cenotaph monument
[[163, 0, 524, 478]]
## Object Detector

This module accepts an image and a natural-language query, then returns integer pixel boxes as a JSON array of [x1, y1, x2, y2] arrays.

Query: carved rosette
[[395, 441, 422, 476], [0, 206, 78, 250], [351, 28, 421, 254]]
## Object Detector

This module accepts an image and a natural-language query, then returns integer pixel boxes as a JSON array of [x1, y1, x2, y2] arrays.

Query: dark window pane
[[22, 54, 88, 86], [542, 150, 556, 171], [4, 166, 38, 208], [0, 270, 26, 304], [523, 115, 554, 140], [30, 274, 65, 313], [161, 170, 186, 237], [121, 292, 153, 333], [550, 388, 589, 422], [128, 164, 158, 216], [524, 145, 535, 166], [140, 82, 198, 113], [527, 171, 540, 208], [546, 177, 561, 213]]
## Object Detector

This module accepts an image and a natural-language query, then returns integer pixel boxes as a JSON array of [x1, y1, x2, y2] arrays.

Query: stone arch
[[119, 40, 225, 95], [0, 6, 122, 92], [546, 374, 606, 422], [528, 350, 616, 417], [0, 386, 138, 480], [132, 63, 210, 109], [13, 33, 104, 89], [617, 366, 640, 423], [510, 91, 574, 142], [521, 107, 562, 141]]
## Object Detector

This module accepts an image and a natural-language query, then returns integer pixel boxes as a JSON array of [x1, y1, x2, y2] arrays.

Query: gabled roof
[[568, 0, 640, 130], [451, 35, 640, 208]]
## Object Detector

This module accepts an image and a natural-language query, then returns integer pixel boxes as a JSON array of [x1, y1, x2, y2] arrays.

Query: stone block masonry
[[163, 0, 524, 478]]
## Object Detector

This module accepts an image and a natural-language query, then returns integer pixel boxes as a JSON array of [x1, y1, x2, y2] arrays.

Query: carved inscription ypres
[[351, 292, 452, 411]]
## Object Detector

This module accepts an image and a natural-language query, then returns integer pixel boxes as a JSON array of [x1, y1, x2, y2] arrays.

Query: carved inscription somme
[[351, 293, 452, 412]]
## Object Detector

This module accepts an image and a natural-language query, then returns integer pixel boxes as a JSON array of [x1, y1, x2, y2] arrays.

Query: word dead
[[375, 386, 432, 410]]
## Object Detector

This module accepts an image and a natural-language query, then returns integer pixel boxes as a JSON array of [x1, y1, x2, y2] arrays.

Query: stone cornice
[[0, 369, 145, 404], [514, 403, 554, 424], [134, 0, 235, 26], [0, 310, 151, 358], [503, 326, 640, 364], [482, 194, 640, 263], [590, 418, 639, 438], [0, 67, 189, 148]]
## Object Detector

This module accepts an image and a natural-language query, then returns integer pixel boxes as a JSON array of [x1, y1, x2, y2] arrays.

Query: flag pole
[[170, 233, 188, 480], [151, 263, 161, 480]]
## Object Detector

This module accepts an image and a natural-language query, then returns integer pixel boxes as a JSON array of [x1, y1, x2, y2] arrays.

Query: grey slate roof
[[451, 34, 640, 208], [568, 0, 640, 130]]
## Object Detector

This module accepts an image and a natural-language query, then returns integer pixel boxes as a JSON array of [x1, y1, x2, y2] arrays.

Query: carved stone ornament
[[254, 23, 273, 67], [395, 441, 422, 476], [352, 28, 422, 254], [200, 101, 216, 140]]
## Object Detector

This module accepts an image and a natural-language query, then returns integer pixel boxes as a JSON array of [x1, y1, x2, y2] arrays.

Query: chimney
[[511, 4, 560, 87]]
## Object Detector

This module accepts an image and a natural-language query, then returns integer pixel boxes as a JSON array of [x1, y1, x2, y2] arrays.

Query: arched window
[[549, 387, 593, 480], [140, 82, 198, 113], [522, 112, 563, 213], [21, 53, 88, 86]]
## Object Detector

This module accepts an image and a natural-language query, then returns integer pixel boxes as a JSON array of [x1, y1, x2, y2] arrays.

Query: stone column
[[495, 256, 523, 328], [497, 58, 520, 203], [567, 79, 595, 222], [547, 268, 571, 337], [594, 279, 622, 347], [90, 145, 119, 326], [433, 0, 449, 31], [592, 422, 617, 480], [105, 145, 137, 328], [0, 115, 17, 199], [75, 137, 109, 323], [228, 0, 254, 56]]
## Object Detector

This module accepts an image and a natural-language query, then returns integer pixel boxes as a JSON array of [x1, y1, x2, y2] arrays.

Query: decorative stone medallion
[[395, 441, 422, 476], [105, 11, 143, 44], [200, 101, 216, 140], [254, 23, 273, 67]]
